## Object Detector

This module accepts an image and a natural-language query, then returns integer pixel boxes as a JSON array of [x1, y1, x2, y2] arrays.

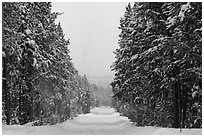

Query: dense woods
[[2, 2, 100, 125], [2, 2, 202, 130], [111, 2, 202, 128]]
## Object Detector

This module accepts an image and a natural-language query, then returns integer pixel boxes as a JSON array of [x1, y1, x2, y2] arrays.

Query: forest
[[111, 2, 202, 128], [2, 2, 202, 130], [2, 2, 110, 126]]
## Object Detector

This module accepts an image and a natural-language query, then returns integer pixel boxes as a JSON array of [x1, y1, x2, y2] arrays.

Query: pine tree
[[111, 2, 202, 128], [3, 2, 96, 125]]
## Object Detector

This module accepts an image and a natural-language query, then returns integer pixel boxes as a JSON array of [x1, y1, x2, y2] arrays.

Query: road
[[2, 107, 201, 135]]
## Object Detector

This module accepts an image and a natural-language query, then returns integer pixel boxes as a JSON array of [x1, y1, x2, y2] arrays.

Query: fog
[[52, 2, 128, 82]]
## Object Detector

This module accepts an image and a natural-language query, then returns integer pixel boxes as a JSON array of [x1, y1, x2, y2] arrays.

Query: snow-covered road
[[2, 107, 202, 135]]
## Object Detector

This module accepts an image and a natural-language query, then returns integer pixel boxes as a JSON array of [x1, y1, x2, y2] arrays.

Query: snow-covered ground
[[2, 107, 202, 135]]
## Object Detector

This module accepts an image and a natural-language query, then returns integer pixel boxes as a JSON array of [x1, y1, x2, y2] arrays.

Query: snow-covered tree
[[2, 2, 97, 126], [111, 2, 202, 128]]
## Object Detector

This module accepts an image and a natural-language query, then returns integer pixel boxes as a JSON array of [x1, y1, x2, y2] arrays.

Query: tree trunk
[[173, 82, 180, 128], [19, 81, 22, 125], [3, 52, 11, 125], [182, 84, 187, 128], [27, 79, 34, 121], [26, 49, 34, 122]]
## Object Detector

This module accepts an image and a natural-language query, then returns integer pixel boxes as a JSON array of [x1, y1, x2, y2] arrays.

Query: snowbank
[[2, 107, 202, 135]]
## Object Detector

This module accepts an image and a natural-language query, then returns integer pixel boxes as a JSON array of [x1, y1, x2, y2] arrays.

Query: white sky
[[52, 2, 128, 77]]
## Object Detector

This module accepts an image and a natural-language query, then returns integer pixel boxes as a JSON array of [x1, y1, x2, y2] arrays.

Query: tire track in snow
[[60, 107, 131, 127], [3, 107, 202, 135]]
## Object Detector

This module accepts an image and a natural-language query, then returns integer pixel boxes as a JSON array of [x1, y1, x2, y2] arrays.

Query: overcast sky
[[52, 2, 128, 78]]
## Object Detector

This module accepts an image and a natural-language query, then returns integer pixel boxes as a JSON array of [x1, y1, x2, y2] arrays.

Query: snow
[[2, 107, 202, 135], [131, 54, 139, 60], [179, 2, 191, 22], [167, 16, 177, 28]]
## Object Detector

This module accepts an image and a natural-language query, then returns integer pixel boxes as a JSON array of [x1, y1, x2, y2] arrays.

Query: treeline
[[111, 2, 201, 128], [2, 2, 97, 126], [91, 84, 112, 106]]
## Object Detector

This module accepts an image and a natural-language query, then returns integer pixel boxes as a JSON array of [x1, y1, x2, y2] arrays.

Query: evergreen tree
[[2, 2, 97, 126], [111, 2, 202, 128]]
